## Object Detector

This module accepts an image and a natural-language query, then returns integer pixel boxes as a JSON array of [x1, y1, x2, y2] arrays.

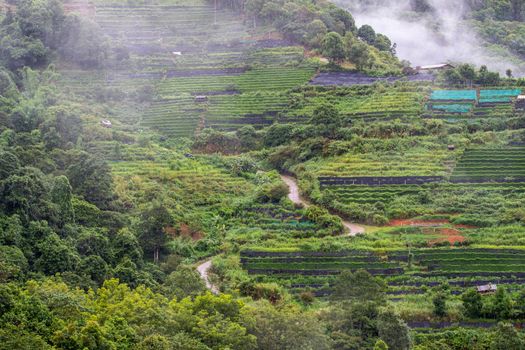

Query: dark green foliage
[[164, 265, 206, 300], [432, 292, 447, 317], [462, 289, 483, 318], [35, 232, 80, 274], [66, 152, 114, 209], [377, 309, 411, 350], [0, 151, 19, 180], [358, 25, 376, 45], [322, 32, 346, 63], [58, 15, 109, 68], [138, 202, 174, 263], [2, 167, 55, 223], [247, 300, 331, 350], [309, 103, 342, 138], [491, 322, 525, 350], [331, 269, 386, 303]]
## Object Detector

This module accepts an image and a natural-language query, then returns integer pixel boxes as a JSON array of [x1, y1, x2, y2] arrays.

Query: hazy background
[[335, 0, 524, 75]]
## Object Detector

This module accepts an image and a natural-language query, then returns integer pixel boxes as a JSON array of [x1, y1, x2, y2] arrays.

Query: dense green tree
[[332, 269, 386, 303], [462, 289, 483, 318], [135, 334, 172, 350], [347, 39, 371, 70], [0, 215, 23, 246], [66, 152, 114, 209], [432, 292, 448, 317], [309, 103, 342, 138], [263, 123, 294, 147], [58, 15, 109, 68], [247, 300, 331, 350], [2, 167, 54, 222], [112, 228, 144, 264], [491, 322, 525, 350], [358, 25, 376, 45], [374, 339, 389, 350], [490, 288, 513, 319], [377, 309, 411, 350], [0, 151, 19, 181], [138, 202, 173, 263], [79, 255, 109, 285], [236, 125, 258, 150], [0, 245, 28, 281], [76, 228, 112, 261], [306, 19, 328, 47], [50, 175, 74, 225], [34, 232, 79, 274], [165, 265, 206, 300], [374, 33, 392, 52], [322, 32, 346, 63]]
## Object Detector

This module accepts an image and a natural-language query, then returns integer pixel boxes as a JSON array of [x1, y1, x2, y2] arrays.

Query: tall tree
[[331, 269, 386, 303], [138, 202, 173, 263], [322, 32, 346, 63]]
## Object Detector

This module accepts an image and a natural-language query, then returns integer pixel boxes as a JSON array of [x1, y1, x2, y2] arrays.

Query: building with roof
[[416, 64, 455, 72], [477, 283, 497, 294]]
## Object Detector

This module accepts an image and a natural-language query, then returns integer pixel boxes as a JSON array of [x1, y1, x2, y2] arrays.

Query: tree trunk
[[154, 247, 159, 264]]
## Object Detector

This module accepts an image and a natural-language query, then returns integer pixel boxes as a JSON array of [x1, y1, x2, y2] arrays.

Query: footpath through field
[[280, 175, 365, 236]]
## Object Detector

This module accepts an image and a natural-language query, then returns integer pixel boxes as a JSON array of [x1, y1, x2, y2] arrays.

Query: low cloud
[[335, 0, 524, 75]]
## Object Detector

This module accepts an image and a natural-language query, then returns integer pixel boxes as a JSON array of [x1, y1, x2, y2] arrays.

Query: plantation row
[[147, 65, 315, 136], [451, 147, 525, 181], [319, 176, 444, 187], [426, 88, 522, 118], [308, 150, 452, 178], [321, 181, 525, 204], [156, 67, 315, 97], [243, 249, 525, 299], [286, 91, 425, 120]]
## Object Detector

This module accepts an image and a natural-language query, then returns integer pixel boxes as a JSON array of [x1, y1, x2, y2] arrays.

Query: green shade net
[[480, 89, 522, 98], [478, 97, 512, 103], [430, 90, 477, 101], [431, 104, 472, 113]]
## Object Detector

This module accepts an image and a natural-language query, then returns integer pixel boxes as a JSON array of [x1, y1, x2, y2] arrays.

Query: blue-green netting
[[431, 104, 473, 113], [480, 89, 522, 98], [479, 97, 512, 103], [430, 90, 477, 101]]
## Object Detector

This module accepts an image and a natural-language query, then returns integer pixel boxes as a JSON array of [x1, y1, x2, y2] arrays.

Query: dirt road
[[196, 260, 219, 294], [280, 175, 365, 236]]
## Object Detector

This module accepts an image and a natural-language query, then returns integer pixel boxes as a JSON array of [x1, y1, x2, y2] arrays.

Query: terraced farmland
[[286, 87, 425, 121], [110, 155, 255, 210], [322, 182, 525, 205], [58, 0, 315, 137], [227, 203, 340, 240], [152, 65, 315, 135], [302, 148, 453, 178], [241, 248, 525, 299], [451, 147, 525, 182], [425, 88, 522, 120]]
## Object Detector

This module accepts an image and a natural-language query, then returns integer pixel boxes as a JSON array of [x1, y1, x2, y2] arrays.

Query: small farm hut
[[101, 119, 112, 128], [516, 95, 525, 109], [194, 95, 208, 103], [416, 64, 455, 72], [477, 283, 497, 294]]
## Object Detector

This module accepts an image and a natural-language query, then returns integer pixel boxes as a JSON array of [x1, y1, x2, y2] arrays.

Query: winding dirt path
[[196, 260, 219, 294], [281, 175, 365, 236]]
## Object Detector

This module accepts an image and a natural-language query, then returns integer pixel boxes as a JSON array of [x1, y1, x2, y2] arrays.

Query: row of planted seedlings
[[322, 181, 525, 205], [451, 147, 525, 182], [286, 90, 425, 121], [230, 204, 325, 238], [241, 249, 525, 299], [241, 250, 406, 297]]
